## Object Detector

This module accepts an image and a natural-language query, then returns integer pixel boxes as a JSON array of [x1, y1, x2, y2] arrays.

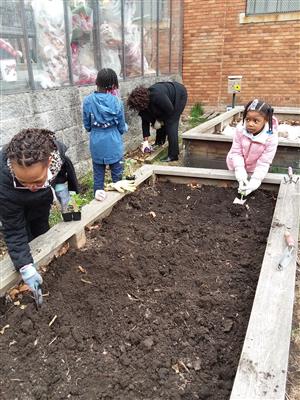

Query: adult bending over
[[127, 81, 187, 161]]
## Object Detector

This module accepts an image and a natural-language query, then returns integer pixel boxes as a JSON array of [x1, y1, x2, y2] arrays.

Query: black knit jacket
[[0, 141, 79, 270]]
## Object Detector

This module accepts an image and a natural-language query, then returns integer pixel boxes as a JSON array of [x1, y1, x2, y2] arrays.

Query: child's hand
[[235, 167, 248, 183], [240, 178, 261, 196], [238, 179, 248, 193]]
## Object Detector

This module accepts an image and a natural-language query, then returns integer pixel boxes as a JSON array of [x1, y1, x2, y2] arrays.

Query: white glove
[[141, 140, 152, 153], [235, 167, 248, 183], [106, 180, 136, 193], [153, 120, 163, 130], [240, 178, 261, 196]]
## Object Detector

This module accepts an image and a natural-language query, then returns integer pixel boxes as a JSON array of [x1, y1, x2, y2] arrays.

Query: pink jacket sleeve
[[226, 128, 245, 170], [252, 133, 279, 181]]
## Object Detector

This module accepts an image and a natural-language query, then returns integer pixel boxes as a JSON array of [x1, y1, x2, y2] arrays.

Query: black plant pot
[[72, 211, 82, 221], [62, 212, 73, 222]]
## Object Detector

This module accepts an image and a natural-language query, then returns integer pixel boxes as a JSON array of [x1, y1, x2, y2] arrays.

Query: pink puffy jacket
[[226, 117, 279, 181]]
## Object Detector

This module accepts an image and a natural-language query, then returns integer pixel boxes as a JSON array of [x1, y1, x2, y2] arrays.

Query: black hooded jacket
[[138, 81, 187, 138], [0, 141, 79, 270]]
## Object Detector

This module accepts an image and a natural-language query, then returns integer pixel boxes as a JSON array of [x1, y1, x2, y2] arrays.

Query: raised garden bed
[[0, 166, 299, 400], [182, 107, 300, 174]]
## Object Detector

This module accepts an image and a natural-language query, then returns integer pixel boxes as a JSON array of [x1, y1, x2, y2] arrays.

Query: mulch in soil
[[0, 182, 276, 400]]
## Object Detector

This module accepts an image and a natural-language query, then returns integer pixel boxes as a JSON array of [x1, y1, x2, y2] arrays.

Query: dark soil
[[0, 182, 276, 400]]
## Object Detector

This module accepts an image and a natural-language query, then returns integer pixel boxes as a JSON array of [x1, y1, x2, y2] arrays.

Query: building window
[[0, 0, 183, 93], [246, 0, 300, 15], [0, 0, 30, 92]]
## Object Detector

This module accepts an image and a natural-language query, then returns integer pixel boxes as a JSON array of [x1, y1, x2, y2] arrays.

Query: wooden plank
[[152, 166, 284, 184], [182, 132, 300, 148], [195, 107, 243, 133], [182, 107, 243, 137], [230, 179, 300, 400], [0, 165, 154, 295], [273, 106, 300, 115]]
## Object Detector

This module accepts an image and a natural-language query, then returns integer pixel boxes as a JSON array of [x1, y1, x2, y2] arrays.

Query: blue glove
[[20, 263, 43, 291]]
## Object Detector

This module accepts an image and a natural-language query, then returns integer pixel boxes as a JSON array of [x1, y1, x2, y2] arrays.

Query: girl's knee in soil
[[226, 99, 278, 196]]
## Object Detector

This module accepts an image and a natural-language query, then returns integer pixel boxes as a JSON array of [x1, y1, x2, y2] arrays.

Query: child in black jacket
[[0, 128, 79, 294]]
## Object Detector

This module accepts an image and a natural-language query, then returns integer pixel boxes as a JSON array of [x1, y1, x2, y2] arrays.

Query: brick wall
[[183, 0, 300, 109]]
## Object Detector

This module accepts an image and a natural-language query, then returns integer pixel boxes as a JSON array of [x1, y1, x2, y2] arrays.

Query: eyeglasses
[[13, 176, 50, 190]]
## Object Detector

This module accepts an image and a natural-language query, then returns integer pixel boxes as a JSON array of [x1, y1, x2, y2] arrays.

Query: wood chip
[[78, 265, 87, 274], [179, 360, 190, 373], [0, 324, 10, 335], [80, 278, 92, 284], [55, 243, 69, 258], [127, 293, 141, 301], [48, 315, 57, 327], [48, 336, 58, 346]]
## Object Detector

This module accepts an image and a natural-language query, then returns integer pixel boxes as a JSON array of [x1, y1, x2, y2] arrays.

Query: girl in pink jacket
[[226, 99, 278, 196]]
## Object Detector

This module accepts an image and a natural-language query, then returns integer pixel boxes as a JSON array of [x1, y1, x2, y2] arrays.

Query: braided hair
[[95, 68, 119, 91], [127, 86, 150, 111], [243, 99, 274, 132], [6, 128, 57, 167]]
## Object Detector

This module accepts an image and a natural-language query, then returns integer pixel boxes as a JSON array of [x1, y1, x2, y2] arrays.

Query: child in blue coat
[[83, 68, 128, 201]]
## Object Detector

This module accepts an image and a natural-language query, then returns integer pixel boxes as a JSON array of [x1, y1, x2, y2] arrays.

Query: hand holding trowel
[[233, 179, 249, 205], [233, 167, 248, 205]]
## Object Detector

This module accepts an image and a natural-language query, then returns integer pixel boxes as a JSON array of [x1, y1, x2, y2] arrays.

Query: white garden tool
[[278, 231, 295, 270], [233, 180, 248, 205]]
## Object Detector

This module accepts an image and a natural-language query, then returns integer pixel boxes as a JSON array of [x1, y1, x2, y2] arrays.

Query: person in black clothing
[[127, 81, 188, 161], [0, 128, 79, 294]]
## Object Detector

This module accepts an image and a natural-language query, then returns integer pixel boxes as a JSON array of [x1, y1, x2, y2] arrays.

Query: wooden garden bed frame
[[182, 107, 300, 173], [0, 165, 299, 400]]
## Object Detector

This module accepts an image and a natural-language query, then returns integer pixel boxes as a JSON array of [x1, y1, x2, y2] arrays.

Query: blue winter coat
[[83, 92, 128, 164]]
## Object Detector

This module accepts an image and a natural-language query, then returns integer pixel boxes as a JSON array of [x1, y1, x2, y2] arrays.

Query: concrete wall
[[0, 75, 180, 176], [183, 0, 300, 110]]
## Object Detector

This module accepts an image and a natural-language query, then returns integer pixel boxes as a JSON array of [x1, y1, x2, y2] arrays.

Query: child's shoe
[[95, 189, 106, 201]]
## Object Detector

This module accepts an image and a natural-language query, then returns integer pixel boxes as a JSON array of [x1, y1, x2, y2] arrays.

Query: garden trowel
[[278, 231, 295, 270], [233, 192, 247, 205], [33, 283, 43, 310]]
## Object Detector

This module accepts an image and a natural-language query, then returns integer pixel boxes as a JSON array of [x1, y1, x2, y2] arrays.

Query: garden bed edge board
[[230, 178, 300, 400], [182, 132, 300, 148]]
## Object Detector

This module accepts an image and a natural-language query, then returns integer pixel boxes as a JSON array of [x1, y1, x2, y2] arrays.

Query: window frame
[[0, 0, 183, 94], [245, 0, 300, 16]]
